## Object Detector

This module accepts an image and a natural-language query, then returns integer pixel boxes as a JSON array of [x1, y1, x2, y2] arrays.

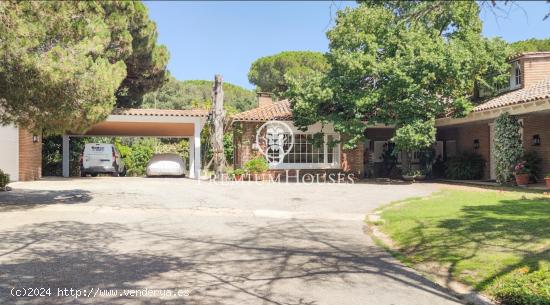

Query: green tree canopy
[[248, 51, 330, 96], [510, 38, 550, 53], [286, 2, 511, 150], [0, 2, 168, 134], [142, 77, 257, 114]]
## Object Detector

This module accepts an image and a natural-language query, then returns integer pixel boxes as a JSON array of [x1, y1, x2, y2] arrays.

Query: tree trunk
[[211, 74, 226, 178]]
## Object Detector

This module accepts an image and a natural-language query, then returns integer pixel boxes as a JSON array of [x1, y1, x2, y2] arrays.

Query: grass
[[376, 189, 550, 302]]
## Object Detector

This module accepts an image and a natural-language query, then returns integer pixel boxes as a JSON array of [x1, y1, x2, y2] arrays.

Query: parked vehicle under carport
[[80, 143, 126, 177], [146, 153, 186, 177]]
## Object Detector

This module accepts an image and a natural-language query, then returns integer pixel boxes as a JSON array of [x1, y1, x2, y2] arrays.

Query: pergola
[[62, 108, 209, 179]]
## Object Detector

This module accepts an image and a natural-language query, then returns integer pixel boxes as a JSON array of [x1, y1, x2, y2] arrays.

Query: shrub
[[228, 168, 246, 178], [523, 151, 542, 182], [244, 157, 269, 174], [0, 169, 9, 189], [126, 144, 154, 176], [445, 152, 486, 180], [494, 113, 523, 184], [489, 268, 550, 305]]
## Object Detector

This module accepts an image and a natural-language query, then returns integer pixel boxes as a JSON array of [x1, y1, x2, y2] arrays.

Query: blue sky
[[144, 1, 549, 90]]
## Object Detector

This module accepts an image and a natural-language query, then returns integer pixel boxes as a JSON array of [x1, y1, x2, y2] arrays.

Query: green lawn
[[376, 189, 549, 304]]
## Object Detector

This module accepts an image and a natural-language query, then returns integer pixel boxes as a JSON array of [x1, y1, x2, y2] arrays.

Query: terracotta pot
[[234, 175, 242, 181], [515, 173, 530, 186], [545, 178, 550, 189]]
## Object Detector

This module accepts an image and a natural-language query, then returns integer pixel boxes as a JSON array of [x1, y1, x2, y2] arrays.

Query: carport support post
[[193, 123, 201, 179], [62, 135, 70, 177], [189, 136, 195, 178]]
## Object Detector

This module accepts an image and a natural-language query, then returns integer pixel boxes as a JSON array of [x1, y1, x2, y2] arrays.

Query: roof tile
[[474, 77, 550, 112], [232, 100, 292, 121]]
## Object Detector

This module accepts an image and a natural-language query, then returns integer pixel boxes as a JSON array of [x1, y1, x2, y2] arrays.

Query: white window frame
[[269, 122, 341, 170], [510, 60, 522, 89]]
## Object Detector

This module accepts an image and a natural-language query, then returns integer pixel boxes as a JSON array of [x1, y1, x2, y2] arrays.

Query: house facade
[[0, 125, 42, 181], [232, 52, 550, 181]]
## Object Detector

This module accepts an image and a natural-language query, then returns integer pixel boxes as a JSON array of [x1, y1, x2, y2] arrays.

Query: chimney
[[257, 92, 274, 108]]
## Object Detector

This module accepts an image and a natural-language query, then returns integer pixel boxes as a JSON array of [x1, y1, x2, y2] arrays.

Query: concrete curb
[[365, 212, 495, 305]]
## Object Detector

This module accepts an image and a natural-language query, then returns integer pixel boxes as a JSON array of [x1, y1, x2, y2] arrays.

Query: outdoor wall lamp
[[32, 135, 39, 143], [532, 134, 541, 146], [473, 139, 480, 150]]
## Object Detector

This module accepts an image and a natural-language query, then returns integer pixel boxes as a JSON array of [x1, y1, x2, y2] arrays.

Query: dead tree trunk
[[211, 74, 226, 178]]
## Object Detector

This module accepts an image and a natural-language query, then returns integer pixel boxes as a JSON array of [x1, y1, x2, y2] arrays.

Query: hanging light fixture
[[532, 134, 541, 146]]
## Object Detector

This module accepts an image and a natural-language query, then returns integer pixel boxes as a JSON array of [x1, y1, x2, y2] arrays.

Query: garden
[[374, 189, 550, 305]]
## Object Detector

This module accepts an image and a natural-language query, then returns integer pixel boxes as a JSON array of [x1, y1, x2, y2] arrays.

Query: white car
[[146, 153, 186, 177], [81, 143, 125, 177]]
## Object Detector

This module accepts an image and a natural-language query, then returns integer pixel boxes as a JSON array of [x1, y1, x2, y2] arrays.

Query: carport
[[62, 108, 209, 179]]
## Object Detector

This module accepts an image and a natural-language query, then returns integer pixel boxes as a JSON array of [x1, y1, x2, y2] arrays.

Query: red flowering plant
[[513, 161, 530, 175]]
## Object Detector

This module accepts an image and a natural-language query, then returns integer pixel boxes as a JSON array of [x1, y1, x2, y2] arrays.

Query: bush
[[126, 141, 154, 176], [489, 268, 550, 305], [0, 169, 10, 189], [523, 151, 542, 182], [244, 157, 269, 174], [445, 152, 486, 180], [494, 113, 523, 184]]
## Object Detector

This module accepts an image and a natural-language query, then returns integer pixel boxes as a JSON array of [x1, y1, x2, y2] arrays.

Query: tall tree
[[109, 3, 169, 108], [0, 1, 168, 134], [142, 77, 256, 114], [510, 38, 550, 53], [248, 51, 330, 96], [286, 2, 511, 154]]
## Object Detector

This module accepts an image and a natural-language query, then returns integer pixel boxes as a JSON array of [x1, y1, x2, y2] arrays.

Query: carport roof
[[112, 108, 209, 117], [69, 108, 209, 137]]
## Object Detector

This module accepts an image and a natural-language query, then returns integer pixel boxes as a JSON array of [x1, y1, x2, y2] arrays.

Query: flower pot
[[545, 178, 550, 189], [234, 175, 242, 181], [402, 175, 415, 182], [515, 173, 530, 186]]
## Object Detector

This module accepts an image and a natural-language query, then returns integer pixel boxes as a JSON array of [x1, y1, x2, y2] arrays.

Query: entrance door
[[489, 123, 496, 180]]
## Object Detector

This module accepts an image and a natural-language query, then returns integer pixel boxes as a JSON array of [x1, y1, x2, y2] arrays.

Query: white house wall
[[0, 124, 19, 181]]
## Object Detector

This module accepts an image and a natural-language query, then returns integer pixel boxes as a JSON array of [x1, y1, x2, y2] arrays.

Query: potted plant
[[545, 173, 550, 189], [513, 161, 530, 186], [231, 168, 246, 181], [244, 157, 269, 181]]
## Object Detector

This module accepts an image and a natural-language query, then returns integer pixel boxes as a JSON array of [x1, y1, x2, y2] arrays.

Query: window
[[282, 134, 338, 164], [515, 62, 521, 86], [268, 133, 339, 168]]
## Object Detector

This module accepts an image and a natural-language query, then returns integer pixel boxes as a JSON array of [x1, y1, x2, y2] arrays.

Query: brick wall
[[456, 124, 491, 179], [437, 124, 491, 179], [233, 122, 262, 168], [18, 129, 42, 181], [340, 143, 364, 176], [521, 57, 550, 88], [521, 113, 550, 177]]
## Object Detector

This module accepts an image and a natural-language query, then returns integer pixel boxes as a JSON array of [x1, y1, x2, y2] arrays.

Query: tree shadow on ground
[[400, 196, 550, 292], [0, 219, 461, 305], [0, 189, 92, 212]]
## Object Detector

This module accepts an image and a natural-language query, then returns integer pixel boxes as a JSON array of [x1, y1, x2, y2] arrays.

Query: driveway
[[0, 177, 461, 305]]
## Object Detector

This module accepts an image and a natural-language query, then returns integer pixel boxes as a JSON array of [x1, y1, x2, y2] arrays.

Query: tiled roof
[[112, 108, 209, 117], [232, 100, 292, 121], [508, 51, 550, 61], [473, 77, 550, 112]]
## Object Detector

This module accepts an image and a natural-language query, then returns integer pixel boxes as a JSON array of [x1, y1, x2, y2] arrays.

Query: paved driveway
[[0, 177, 461, 305]]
